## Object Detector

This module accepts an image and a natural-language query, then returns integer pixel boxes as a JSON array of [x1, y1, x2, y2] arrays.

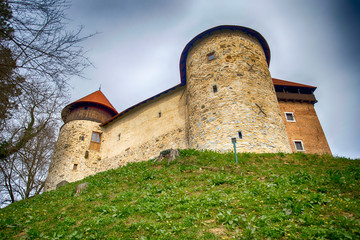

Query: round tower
[[44, 90, 117, 191], [180, 25, 291, 153]]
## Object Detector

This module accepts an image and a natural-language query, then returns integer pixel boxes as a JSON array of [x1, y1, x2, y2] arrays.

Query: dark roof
[[179, 25, 271, 85], [62, 90, 118, 122], [272, 78, 317, 89]]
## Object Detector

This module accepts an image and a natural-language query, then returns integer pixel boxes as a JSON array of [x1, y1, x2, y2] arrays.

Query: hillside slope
[[1, 150, 360, 239]]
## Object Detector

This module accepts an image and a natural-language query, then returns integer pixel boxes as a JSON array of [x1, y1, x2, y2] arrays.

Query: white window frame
[[293, 140, 305, 152], [285, 112, 296, 122]]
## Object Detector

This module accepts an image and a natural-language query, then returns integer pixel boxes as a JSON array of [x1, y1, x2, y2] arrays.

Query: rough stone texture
[[101, 128, 186, 170], [185, 30, 291, 153], [45, 88, 187, 191], [44, 120, 103, 191], [45, 28, 332, 192], [101, 86, 187, 160], [279, 101, 331, 154]]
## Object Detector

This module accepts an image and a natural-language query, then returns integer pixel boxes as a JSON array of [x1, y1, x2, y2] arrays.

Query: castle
[[44, 25, 331, 191]]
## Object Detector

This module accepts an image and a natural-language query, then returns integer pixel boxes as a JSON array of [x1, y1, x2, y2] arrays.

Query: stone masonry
[[44, 25, 330, 191], [186, 30, 291, 152]]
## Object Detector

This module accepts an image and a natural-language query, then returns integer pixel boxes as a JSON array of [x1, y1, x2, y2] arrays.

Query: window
[[90, 132, 101, 151], [79, 135, 84, 141], [293, 140, 305, 151], [207, 52, 215, 61], [91, 132, 101, 143], [118, 133, 121, 141], [73, 164, 78, 170], [285, 112, 296, 122], [159, 112, 161, 118], [213, 85, 218, 93], [238, 131, 243, 139]]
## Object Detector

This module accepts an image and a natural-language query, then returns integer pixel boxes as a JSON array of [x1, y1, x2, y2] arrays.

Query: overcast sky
[[66, 0, 360, 159]]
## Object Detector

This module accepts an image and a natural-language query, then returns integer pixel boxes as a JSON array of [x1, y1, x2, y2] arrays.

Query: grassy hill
[[1, 150, 360, 239]]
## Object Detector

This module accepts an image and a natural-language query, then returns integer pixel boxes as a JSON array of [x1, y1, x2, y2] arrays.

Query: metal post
[[231, 138, 238, 163]]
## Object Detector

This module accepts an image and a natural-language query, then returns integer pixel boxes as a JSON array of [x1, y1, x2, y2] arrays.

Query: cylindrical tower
[[44, 90, 117, 191], [180, 25, 291, 153]]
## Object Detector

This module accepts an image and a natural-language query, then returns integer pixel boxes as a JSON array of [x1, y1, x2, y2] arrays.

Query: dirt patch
[[209, 225, 226, 235]]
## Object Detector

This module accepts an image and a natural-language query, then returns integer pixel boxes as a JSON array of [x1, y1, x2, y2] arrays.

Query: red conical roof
[[72, 90, 117, 113], [61, 90, 118, 122]]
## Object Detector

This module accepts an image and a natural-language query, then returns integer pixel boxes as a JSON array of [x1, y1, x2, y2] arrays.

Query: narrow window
[[79, 135, 84, 141], [118, 133, 121, 141], [90, 132, 101, 151], [159, 112, 161, 118], [73, 164, 78, 170], [207, 52, 215, 61], [213, 85, 218, 93], [285, 112, 295, 122], [238, 131, 243, 139], [84, 151, 89, 159], [293, 140, 305, 151]]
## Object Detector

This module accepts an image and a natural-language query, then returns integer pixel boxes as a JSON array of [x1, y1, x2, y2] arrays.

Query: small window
[[79, 135, 84, 141], [294, 140, 305, 151], [238, 131, 243, 139], [84, 107, 88, 110], [213, 85, 218, 93], [91, 132, 101, 143], [159, 112, 161, 118], [285, 112, 296, 122], [118, 133, 121, 141], [207, 52, 215, 61], [84, 151, 89, 159], [90, 132, 101, 151], [73, 164, 78, 170]]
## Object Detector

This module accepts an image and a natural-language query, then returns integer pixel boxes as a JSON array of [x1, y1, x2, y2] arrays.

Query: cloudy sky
[[66, 0, 360, 159]]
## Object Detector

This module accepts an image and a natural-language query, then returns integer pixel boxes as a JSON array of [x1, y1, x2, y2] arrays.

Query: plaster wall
[[99, 87, 187, 169]]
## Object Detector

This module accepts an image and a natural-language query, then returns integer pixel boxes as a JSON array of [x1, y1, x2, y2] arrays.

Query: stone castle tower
[[46, 91, 118, 188], [182, 26, 290, 152], [45, 25, 330, 191]]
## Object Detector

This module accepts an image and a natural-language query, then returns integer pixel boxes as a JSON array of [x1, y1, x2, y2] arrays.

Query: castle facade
[[44, 25, 331, 191]]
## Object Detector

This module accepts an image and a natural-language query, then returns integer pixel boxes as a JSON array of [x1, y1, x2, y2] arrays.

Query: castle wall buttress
[[185, 30, 291, 153], [44, 120, 103, 191]]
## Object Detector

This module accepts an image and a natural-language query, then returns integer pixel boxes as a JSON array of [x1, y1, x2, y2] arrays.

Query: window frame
[[285, 112, 296, 122], [293, 140, 305, 152], [89, 131, 102, 151], [207, 52, 215, 61]]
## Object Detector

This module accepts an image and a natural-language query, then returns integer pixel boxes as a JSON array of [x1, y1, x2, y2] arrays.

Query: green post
[[231, 138, 238, 163]]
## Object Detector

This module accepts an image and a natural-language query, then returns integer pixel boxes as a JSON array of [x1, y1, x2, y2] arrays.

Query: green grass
[[1, 150, 360, 239]]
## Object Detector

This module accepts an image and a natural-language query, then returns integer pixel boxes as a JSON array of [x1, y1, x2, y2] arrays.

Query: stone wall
[[99, 86, 187, 167], [101, 128, 186, 170], [44, 120, 103, 191], [185, 29, 291, 153], [279, 101, 332, 154]]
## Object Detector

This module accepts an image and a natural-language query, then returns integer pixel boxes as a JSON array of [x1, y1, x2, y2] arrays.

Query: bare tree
[[0, 0, 93, 205], [0, 122, 57, 205], [0, 0, 92, 160]]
